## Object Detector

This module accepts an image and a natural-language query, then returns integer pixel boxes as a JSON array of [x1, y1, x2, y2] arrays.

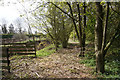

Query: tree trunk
[[96, 51, 105, 73], [76, 3, 84, 57], [97, 3, 110, 73], [95, 2, 104, 73], [82, 2, 87, 57], [54, 7, 58, 51], [62, 40, 68, 48], [77, 3, 82, 47]]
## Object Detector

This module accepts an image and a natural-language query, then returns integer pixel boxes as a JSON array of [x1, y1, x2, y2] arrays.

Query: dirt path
[[3, 47, 95, 79]]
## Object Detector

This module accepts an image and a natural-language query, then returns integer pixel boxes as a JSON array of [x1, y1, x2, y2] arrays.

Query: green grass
[[36, 44, 56, 57], [79, 52, 96, 69], [79, 50, 120, 78]]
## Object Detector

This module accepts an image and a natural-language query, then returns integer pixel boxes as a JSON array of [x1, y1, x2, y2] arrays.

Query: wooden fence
[[0, 48, 10, 73], [7, 42, 36, 56], [0, 41, 36, 73]]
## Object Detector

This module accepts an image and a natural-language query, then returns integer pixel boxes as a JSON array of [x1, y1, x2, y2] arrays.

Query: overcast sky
[[0, 0, 41, 33], [0, 0, 20, 24]]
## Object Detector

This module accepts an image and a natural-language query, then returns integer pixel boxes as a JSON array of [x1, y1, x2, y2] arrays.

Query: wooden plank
[[9, 48, 35, 50], [8, 49, 35, 52], [9, 43, 26, 45], [3, 43, 26, 45], [1, 48, 7, 51], [9, 46, 35, 48], [11, 53, 36, 55], [1, 54, 7, 57], [0, 66, 10, 69], [0, 48, 7, 57], [10, 44, 35, 46], [2, 43, 36, 46], [1, 49, 7, 52], [0, 71, 4, 75], [0, 60, 10, 63]]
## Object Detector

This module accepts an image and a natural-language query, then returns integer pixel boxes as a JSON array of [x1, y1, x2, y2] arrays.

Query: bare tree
[[15, 18, 22, 33]]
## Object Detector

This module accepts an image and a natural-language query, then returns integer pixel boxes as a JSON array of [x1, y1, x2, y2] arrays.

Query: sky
[[0, 0, 40, 34], [0, 6, 19, 23], [0, 0, 20, 25]]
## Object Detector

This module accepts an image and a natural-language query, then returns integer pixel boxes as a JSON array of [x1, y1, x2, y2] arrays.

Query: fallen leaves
[[2, 46, 95, 79]]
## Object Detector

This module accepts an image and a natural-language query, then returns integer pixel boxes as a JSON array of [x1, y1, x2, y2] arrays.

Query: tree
[[59, 13, 73, 48], [2, 24, 8, 34], [82, 2, 87, 56], [0, 25, 2, 34], [33, 2, 73, 49], [95, 2, 104, 73], [15, 18, 22, 34], [47, 3, 73, 49], [50, 2, 87, 56], [8, 23, 15, 34], [23, 28, 27, 34], [95, 2, 120, 73], [17, 0, 37, 35]]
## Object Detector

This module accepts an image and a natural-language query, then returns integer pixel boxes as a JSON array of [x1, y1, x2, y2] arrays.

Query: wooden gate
[[7, 42, 36, 56], [1, 42, 36, 73]]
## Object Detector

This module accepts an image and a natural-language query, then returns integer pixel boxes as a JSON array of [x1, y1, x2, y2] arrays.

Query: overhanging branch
[[49, 2, 77, 21]]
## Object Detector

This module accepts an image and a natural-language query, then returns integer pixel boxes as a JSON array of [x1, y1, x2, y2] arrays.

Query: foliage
[[37, 2, 73, 49], [36, 44, 56, 57], [70, 30, 78, 41], [79, 49, 120, 78], [79, 51, 96, 67], [85, 3, 96, 42]]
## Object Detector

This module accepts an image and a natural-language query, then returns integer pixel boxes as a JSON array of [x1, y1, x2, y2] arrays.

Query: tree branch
[[67, 2, 80, 40], [102, 2, 110, 52], [77, 3, 82, 38], [29, 2, 49, 13], [49, 2, 77, 21], [104, 22, 120, 56], [110, 4, 120, 15]]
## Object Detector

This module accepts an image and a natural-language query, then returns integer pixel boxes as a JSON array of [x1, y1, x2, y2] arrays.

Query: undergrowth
[[79, 48, 120, 78], [36, 44, 56, 57]]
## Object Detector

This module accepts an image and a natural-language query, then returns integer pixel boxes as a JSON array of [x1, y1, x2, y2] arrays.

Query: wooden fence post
[[6, 48, 10, 73], [33, 35, 36, 57]]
